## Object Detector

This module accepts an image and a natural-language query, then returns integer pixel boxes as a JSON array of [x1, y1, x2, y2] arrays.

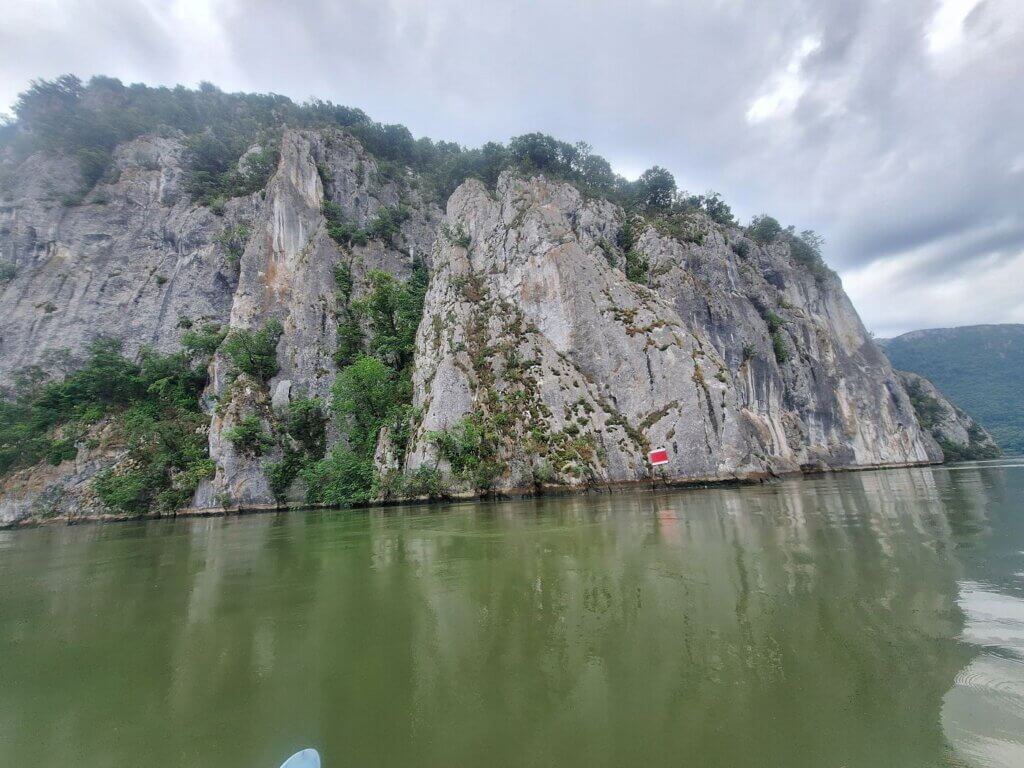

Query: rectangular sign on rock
[[648, 448, 670, 466]]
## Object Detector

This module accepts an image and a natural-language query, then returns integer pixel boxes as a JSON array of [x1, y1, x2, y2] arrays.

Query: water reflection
[[1, 464, 1022, 767], [930, 460, 1024, 767]]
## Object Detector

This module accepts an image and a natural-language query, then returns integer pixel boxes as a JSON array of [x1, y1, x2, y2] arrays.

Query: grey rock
[[199, 128, 439, 506], [0, 420, 127, 525], [897, 370, 999, 459], [0, 133, 239, 382], [2, 131, 969, 523], [404, 172, 936, 491]]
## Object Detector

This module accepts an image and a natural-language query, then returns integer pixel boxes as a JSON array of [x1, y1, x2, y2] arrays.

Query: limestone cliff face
[[1, 130, 954, 524], [897, 371, 999, 460], [0, 133, 237, 381], [0, 127, 439, 518], [403, 173, 937, 490], [192, 128, 439, 507], [0, 419, 126, 526]]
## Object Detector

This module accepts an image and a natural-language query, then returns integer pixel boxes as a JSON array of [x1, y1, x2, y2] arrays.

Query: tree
[[701, 191, 735, 225], [634, 166, 677, 211], [748, 214, 783, 244], [331, 355, 399, 453], [222, 319, 283, 382]]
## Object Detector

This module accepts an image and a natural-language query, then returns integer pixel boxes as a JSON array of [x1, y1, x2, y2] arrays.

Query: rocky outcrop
[[1, 128, 961, 525], [897, 371, 1000, 461], [193, 129, 439, 507], [403, 172, 937, 490], [0, 133, 237, 381], [0, 420, 127, 526]]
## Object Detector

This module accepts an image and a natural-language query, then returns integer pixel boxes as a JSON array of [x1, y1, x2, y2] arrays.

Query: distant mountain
[[879, 325, 1024, 454]]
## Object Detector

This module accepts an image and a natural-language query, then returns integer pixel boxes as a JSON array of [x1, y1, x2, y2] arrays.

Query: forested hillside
[[880, 325, 1024, 454]]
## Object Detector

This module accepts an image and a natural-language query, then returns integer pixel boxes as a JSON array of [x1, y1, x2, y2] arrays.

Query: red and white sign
[[648, 448, 670, 466]]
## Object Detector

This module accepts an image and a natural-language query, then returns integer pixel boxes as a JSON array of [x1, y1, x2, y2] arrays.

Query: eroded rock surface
[[898, 371, 999, 460], [1, 131, 968, 525], [404, 173, 937, 489]]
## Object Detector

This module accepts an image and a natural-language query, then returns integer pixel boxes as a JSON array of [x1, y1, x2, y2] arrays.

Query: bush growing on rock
[[222, 319, 283, 382], [225, 415, 273, 457], [748, 214, 783, 244], [0, 338, 216, 514], [428, 413, 504, 491]]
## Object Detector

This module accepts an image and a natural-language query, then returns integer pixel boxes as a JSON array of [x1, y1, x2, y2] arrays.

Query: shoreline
[[0, 458, 945, 531]]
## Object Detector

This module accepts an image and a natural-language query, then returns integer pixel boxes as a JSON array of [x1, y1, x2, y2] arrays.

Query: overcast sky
[[2, 0, 1022, 336]]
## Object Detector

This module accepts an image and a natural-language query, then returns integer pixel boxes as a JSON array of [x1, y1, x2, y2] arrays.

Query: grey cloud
[[1, 0, 1022, 335]]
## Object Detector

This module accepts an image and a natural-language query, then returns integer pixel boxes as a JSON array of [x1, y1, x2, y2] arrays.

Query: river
[[2, 462, 1023, 767]]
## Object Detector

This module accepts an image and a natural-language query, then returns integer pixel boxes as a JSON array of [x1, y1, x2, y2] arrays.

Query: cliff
[[402, 173, 937, 493], [880, 325, 1023, 454], [897, 371, 1000, 461], [0, 110, 977, 526]]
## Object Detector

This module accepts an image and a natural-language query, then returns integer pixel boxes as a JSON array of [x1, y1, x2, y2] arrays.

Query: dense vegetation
[[880, 325, 1024, 454], [0, 336, 218, 514], [301, 262, 429, 505], [1, 74, 829, 278]]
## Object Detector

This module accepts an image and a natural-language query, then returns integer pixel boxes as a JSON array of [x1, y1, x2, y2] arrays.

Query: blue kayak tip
[[280, 748, 321, 768]]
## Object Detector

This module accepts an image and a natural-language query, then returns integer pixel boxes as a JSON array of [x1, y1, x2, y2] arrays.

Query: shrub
[[263, 397, 328, 501], [225, 415, 273, 457], [94, 469, 149, 513], [182, 323, 227, 358], [285, 397, 327, 456], [442, 223, 471, 249], [185, 134, 279, 206], [772, 333, 790, 364], [429, 413, 503, 490], [332, 355, 401, 454], [324, 202, 409, 248], [323, 201, 368, 247], [534, 460, 556, 484], [216, 223, 251, 264], [302, 446, 375, 505], [760, 311, 789, 364], [787, 229, 833, 281], [351, 264, 428, 373], [624, 249, 648, 284], [403, 465, 443, 498], [46, 438, 78, 465], [366, 205, 409, 244], [0, 261, 16, 283], [748, 214, 782, 244], [265, 455, 299, 500], [0, 337, 220, 515], [222, 318, 283, 381]]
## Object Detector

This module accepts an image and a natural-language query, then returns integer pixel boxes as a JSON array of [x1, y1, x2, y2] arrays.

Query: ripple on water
[[943, 583, 1024, 767]]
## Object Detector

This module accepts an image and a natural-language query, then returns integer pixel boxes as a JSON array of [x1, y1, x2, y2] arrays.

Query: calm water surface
[[2, 462, 1024, 768]]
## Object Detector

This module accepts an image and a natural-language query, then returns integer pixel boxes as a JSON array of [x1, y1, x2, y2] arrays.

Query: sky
[[2, 0, 1023, 337]]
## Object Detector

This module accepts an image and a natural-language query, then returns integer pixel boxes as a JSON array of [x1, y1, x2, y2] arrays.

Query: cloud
[[1, 0, 1022, 335]]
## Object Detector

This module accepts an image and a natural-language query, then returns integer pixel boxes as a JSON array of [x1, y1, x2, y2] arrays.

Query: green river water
[[2, 462, 1023, 768]]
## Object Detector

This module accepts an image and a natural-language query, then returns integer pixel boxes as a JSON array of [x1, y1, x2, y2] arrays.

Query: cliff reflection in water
[[937, 460, 1024, 768], [4, 466, 1021, 768]]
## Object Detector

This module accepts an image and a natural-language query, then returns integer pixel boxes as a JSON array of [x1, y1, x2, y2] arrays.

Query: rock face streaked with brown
[[0, 127, 988, 525]]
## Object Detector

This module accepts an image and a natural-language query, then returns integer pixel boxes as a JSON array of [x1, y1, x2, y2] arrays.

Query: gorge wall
[[0, 121, 989, 526]]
